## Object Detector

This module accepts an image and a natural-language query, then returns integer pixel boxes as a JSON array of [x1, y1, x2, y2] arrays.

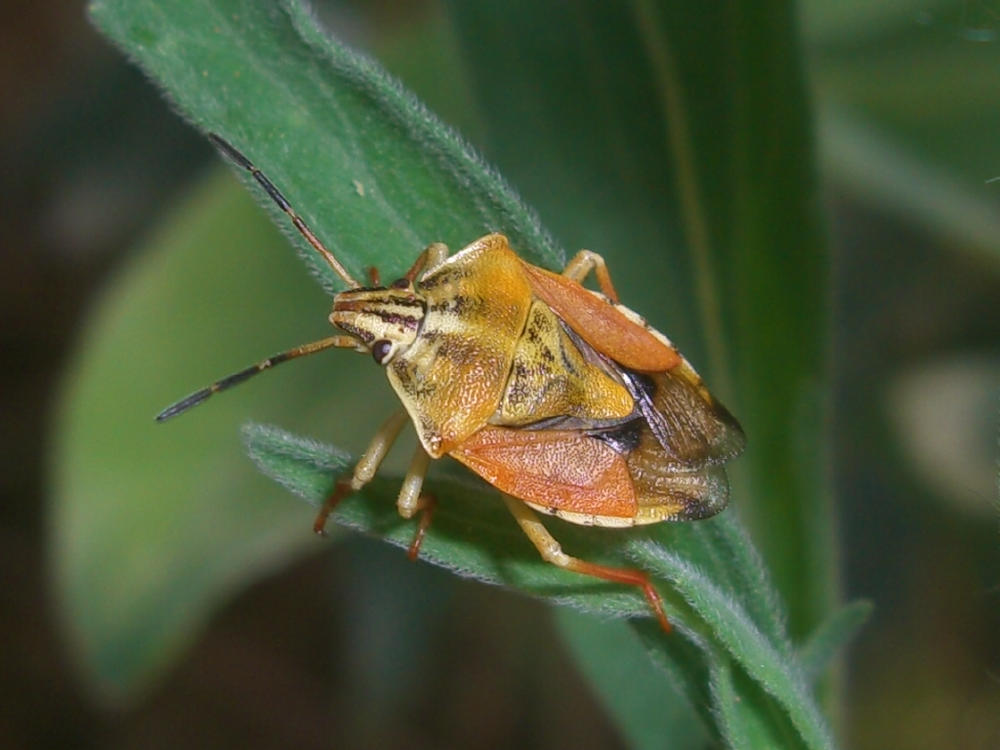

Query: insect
[[158, 134, 746, 632]]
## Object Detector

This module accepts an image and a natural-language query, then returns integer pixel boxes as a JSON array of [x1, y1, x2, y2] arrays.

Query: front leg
[[313, 409, 408, 534]]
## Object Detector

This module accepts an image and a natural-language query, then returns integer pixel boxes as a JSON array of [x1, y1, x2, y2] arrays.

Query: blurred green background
[[3, 1, 998, 748]]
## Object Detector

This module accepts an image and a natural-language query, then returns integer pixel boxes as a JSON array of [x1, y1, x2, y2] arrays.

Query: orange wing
[[449, 425, 637, 518], [519, 261, 680, 373]]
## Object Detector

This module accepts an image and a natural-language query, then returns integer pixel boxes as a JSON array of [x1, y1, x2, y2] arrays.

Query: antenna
[[208, 133, 361, 288], [156, 335, 359, 421]]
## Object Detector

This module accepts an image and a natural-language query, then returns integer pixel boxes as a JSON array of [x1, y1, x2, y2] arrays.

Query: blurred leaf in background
[[802, 1, 1000, 747]]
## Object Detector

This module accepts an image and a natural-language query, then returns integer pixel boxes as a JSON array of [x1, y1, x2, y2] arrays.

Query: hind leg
[[501, 494, 671, 632]]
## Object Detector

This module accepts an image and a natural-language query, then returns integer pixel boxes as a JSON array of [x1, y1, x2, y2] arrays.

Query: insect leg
[[561, 250, 620, 303], [395, 444, 436, 560], [403, 242, 450, 282], [313, 409, 409, 534], [501, 494, 672, 632]]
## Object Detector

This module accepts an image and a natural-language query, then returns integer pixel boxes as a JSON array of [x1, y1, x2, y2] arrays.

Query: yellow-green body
[[332, 234, 634, 458]]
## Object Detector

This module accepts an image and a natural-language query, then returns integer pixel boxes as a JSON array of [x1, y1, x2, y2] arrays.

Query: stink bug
[[158, 134, 746, 632]]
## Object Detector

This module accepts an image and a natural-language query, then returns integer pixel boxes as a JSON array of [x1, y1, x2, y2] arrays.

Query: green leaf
[[632, 543, 835, 750], [709, 657, 766, 750], [88, 0, 562, 291], [50, 172, 340, 701], [242, 423, 674, 617], [555, 610, 708, 750], [798, 600, 874, 684], [805, 0, 1000, 263], [60, 0, 556, 702], [441, 0, 840, 743], [64, 1, 858, 746], [443, 0, 836, 641], [818, 106, 1000, 263], [244, 423, 837, 749]]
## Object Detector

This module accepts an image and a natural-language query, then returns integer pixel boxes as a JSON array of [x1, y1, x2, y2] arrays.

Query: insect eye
[[390, 277, 410, 289], [371, 339, 394, 365]]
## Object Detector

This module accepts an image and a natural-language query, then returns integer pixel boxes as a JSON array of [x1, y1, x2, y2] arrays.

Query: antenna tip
[[155, 389, 212, 423]]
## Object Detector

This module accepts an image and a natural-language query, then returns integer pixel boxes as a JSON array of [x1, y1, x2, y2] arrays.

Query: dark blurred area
[[2, 2, 998, 749]]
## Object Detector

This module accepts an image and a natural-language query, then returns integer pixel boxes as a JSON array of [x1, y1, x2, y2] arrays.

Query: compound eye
[[371, 339, 394, 365], [390, 277, 410, 289]]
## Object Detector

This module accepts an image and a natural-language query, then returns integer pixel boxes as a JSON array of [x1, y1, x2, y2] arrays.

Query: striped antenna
[[208, 133, 361, 289], [156, 335, 358, 422]]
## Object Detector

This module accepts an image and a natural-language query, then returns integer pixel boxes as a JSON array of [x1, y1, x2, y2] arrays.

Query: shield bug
[[157, 134, 746, 632]]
